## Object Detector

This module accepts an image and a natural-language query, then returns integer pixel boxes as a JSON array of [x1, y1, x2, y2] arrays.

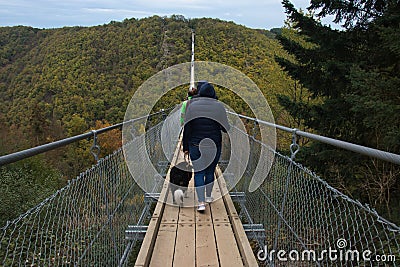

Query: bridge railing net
[[221, 122, 400, 266], [0, 114, 174, 266]]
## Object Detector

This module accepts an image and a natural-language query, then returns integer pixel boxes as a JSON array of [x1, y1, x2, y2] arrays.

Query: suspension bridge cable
[[227, 111, 400, 165], [1, 109, 399, 266], [190, 29, 195, 90], [0, 108, 173, 166], [221, 116, 399, 265]]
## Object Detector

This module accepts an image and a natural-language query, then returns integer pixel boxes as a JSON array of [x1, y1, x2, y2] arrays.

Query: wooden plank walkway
[[134, 143, 258, 267]]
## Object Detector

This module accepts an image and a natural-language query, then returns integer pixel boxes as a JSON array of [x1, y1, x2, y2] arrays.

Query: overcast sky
[[0, 0, 317, 30]]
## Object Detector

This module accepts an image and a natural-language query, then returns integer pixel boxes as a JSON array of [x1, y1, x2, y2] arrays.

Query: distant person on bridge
[[180, 80, 207, 126], [182, 82, 230, 212]]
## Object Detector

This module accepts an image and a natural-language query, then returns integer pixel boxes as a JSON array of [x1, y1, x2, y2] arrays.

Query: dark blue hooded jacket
[[182, 83, 230, 151]]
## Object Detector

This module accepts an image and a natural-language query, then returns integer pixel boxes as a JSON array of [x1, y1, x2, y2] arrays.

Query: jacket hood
[[196, 80, 207, 91], [199, 82, 217, 99]]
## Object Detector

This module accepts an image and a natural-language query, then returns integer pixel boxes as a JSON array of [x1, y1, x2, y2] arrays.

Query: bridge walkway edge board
[[135, 142, 258, 267], [134, 138, 183, 267], [215, 167, 259, 267]]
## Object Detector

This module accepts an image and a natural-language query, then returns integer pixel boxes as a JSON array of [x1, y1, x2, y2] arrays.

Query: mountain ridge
[[0, 15, 295, 154]]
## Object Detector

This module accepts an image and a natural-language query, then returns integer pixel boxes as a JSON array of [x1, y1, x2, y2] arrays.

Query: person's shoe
[[205, 197, 214, 203], [197, 202, 206, 212]]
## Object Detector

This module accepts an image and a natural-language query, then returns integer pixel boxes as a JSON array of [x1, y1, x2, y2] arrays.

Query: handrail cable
[[0, 108, 172, 166], [1, 109, 399, 166], [227, 110, 400, 165]]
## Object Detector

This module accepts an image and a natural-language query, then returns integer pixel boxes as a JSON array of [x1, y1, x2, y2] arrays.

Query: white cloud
[[83, 8, 151, 16], [0, 0, 314, 29]]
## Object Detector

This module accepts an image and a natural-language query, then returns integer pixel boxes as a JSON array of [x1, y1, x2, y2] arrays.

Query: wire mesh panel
[[2, 110, 399, 266], [0, 148, 142, 266], [0, 115, 176, 266], [221, 125, 400, 266]]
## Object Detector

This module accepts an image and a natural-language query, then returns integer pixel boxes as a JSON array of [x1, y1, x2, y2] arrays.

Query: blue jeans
[[189, 141, 221, 203]]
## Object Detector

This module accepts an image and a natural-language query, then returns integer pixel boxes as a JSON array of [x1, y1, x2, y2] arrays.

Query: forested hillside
[[0, 16, 296, 153], [0, 16, 299, 225], [1, 9, 398, 227]]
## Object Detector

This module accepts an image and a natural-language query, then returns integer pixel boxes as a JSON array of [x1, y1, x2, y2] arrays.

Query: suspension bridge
[[0, 106, 399, 266], [1, 30, 400, 266]]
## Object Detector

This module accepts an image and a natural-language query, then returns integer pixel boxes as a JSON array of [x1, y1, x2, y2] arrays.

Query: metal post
[[190, 29, 195, 90]]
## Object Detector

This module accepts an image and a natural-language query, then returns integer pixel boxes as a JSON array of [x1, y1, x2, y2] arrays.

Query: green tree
[[0, 15, 305, 221], [0, 158, 64, 225], [276, 0, 400, 222]]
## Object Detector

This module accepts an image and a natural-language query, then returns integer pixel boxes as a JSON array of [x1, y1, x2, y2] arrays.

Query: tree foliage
[[0, 16, 295, 154], [276, 0, 400, 223], [0, 15, 298, 223], [0, 158, 63, 226]]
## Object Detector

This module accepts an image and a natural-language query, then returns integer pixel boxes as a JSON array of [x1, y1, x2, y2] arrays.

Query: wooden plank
[[215, 167, 259, 267], [149, 223, 178, 267], [209, 181, 229, 224], [209, 180, 243, 266], [173, 223, 195, 267], [134, 217, 162, 267], [178, 180, 196, 222], [212, 177, 222, 197], [173, 178, 195, 266], [195, 203, 212, 224], [162, 203, 180, 224], [215, 179, 229, 203], [135, 138, 183, 266], [180, 184, 196, 208], [152, 181, 168, 218], [195, 203, 219, 267], [134, 175, 169, 266], [196, 221, 219, 267], [214, 223, 243, 267], [178, 205, 195, 224]]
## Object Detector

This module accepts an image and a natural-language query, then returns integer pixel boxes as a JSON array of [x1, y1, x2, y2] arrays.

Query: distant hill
[[0, 15, 300, 224], [0, 15, 296, 154]]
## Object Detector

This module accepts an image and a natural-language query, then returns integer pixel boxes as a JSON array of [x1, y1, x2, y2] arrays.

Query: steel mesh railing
[[1, 147, 141, 266], [221, 124, 400, 266], [0, 113, 176, 266], [1, 109, 399, 266]]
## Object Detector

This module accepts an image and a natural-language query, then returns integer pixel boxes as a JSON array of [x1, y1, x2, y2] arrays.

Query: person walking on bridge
[[182, 82, 230, 212]]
